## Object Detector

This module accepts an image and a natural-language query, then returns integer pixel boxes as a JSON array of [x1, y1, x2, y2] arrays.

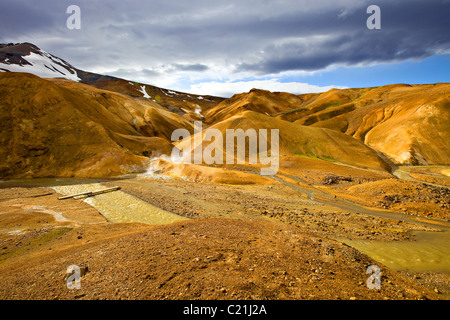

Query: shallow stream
[[0, 178, 188, 225], [52, 183, 188, 225]]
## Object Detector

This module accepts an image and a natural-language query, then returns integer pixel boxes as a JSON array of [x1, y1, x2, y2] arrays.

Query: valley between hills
[[0, 43, 449, 300]]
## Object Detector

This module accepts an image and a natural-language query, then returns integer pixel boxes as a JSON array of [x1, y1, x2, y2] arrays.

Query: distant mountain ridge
[[0, 42, 224, 114]]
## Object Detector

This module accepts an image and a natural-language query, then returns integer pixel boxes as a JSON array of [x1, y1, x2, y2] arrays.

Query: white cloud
[[186, 79, 348, 97]]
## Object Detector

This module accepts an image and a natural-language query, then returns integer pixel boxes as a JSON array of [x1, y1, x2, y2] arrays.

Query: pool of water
[[339, 230, 450, 273]]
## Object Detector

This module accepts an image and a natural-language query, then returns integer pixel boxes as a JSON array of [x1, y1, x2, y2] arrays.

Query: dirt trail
[[374, 148, 450, 190], [393, 167, 450, 190], [270, 174, 450, 231]]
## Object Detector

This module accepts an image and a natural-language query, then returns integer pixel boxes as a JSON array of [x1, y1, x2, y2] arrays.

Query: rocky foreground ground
[[0, 211, 441, 300], [0, 169, 448, 300]]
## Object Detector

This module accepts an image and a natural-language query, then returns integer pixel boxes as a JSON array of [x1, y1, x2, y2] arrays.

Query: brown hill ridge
[[299, 84, 450, 166], [203, 88, 307, 124], [206, 84, 450, 166], [1, 42, 225, 124], [0, 72, 193, 178], [1, 68, 449, 179], [176, 110, 391, 171]]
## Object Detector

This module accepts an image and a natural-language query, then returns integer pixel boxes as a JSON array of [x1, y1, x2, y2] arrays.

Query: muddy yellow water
[[340, 230, 450, 273], [52, 183, 188, 225]]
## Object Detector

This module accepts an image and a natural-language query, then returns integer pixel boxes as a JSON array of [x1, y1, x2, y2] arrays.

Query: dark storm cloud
[[236, 30, 438, 74], [171, 63, 209, 72], [236, 0, 450, 74], [1, 0, 449, 76]]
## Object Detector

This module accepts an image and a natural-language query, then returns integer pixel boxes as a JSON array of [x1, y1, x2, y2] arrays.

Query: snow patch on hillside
[[138, 85, 151, 98], [0, 51, 81, 82]]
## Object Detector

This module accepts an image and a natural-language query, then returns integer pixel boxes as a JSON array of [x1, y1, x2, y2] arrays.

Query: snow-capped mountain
[[0, 42, 223, 113], [0, 42, 81, 81]]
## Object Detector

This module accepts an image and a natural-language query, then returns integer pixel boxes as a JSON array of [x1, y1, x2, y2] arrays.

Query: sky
[[1, 0, 449, 97]]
